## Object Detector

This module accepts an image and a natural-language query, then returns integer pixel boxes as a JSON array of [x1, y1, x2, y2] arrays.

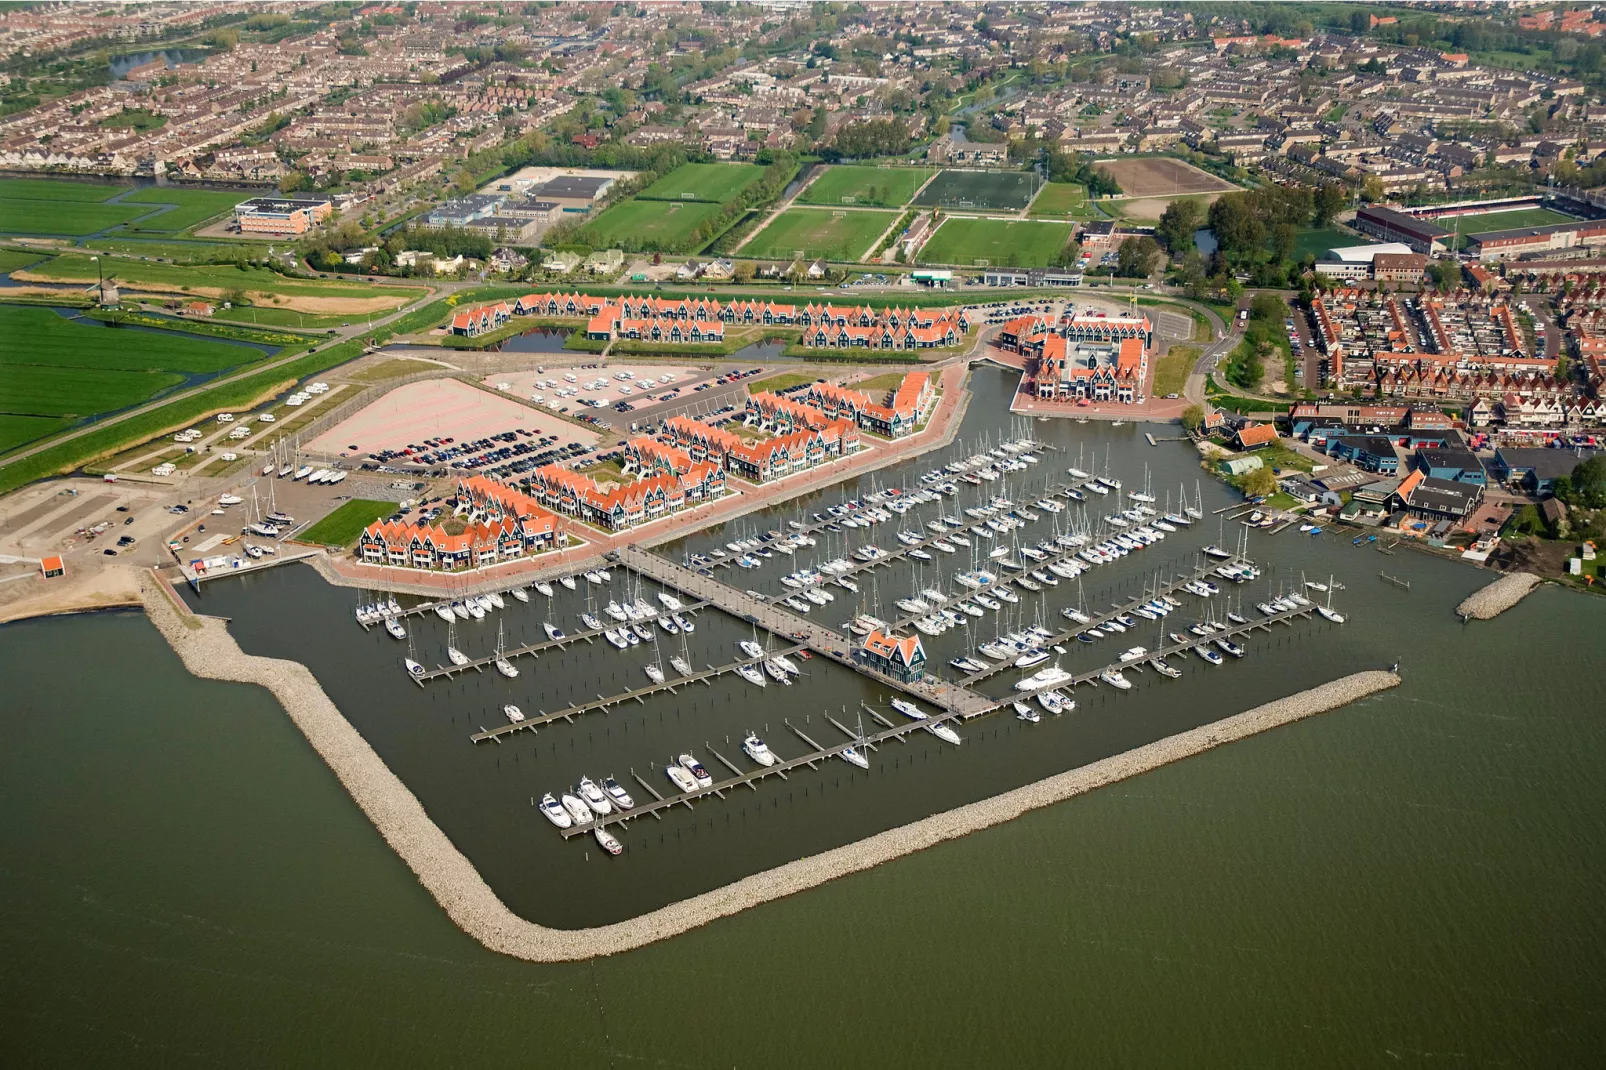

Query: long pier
[[468, 642, 807, 742], [411, 600, 711, 681]]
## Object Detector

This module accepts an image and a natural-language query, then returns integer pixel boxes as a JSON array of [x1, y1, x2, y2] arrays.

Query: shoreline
[[136, 567, 1398, 961], [1457, 570, 1542, 620]]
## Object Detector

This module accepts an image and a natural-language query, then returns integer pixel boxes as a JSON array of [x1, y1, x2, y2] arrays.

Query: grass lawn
[[23, 255, 422, 305], [0, 178, 131, 201], [0, 248, 49, 273], [856, 372, 907, 392], [744, 207, 895, 262], [99, 108, 166, 132], [1457, 207, 1577, 234], [577, 198, 725, 253], [1291, 227, 1354, 259], [918, 218, 1072, 268], [1027, 182, 1087, 218], [88, 237, 263, 263], [297, 499, 398, 546], [220, 305, 370, 329], [636, 163, 766, 203], [344, 358, 444, 385], [747, 372, 817, 394], [0, 177, 143, 236], [799, 166, 935, 208], [0, 415, 73, 455], [0, 305, 263, 420], [120, 188, 245, 232], [1151, 344, 1197, 397]]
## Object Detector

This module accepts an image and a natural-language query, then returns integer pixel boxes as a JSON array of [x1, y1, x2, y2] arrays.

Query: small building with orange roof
[[855, 629, 926, 683]]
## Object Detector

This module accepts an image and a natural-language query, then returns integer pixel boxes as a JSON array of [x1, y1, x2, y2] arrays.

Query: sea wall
[[139, 570, 1399, 961], [1457, 571, 1541, 621]]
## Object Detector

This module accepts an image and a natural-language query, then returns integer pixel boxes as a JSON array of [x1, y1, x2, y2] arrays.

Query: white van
[[564, 373, 578, 383]]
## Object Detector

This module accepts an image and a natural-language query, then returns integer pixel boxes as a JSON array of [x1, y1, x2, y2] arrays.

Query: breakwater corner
[[1457, 571, 1541, 621]]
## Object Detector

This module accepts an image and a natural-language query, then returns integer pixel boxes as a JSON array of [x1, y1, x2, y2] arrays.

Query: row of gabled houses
[[523, 452, 727, 532], [355, 476, 559, 571], [995, 312, 1151, 404]]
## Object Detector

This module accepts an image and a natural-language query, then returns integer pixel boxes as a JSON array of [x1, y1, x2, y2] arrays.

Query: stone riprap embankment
[[139, 570, 1398, 961], [1457, 571, 1541, 621]]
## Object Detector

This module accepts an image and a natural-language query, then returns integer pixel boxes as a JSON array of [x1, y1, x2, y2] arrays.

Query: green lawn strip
[[92, 237, 265, 262], [0, 365, 186, 418], [799, 166, 936, 208], [635, 163, 766, 203], [86, 308, 312, 346], [0, 339, 368, 494], [576, 198, 726, 253], [0, 305, 263, 374], [742, 207, 895, 261], [0, 199, 151, 236], [0, 415, 73, 454], [746, 372, 818, 394], [296, 499, 399, 547], [855, 372, 908, 392], [918, 218, 1072, 268], [0, 178, 129, 202], [0, 248, 50, 272], [1456, 207, 1576, 234], [119, 188, 246, 232], [21, 254, 423, 303], [1151, 344, 1197, 396]]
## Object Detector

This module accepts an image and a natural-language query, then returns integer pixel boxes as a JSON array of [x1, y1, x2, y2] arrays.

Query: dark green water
[[4, 366, 1605, 1062]]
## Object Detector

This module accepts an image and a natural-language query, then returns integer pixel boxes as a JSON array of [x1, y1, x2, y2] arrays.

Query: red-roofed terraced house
[[356, 476, 558, 570]]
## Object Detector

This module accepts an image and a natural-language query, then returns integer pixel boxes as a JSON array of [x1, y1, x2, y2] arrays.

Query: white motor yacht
[[539, 793, 572, 829], [1014, 649, 1050, 668], [743, 734, 777, 767], [602, 777, 634, 810], [1015, 665, 1074, 691], [739, 640, 765, 659], [1118, 646, 1149, 663], [666, 764, 698, 793], [578, 777, 613, 816], [503, 704, 525, 723], [561, 794, 594, 825], [890, 698, 926, 719], [678, 754, 713, 788], [384, 617, 406, 640], [1099, 669, 1133, 690]]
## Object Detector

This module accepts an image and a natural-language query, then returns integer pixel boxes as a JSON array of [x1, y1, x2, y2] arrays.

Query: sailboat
[[1317, 576, 1346, 624], [446, 621, 469, 666], [493, 622, 518, 678]]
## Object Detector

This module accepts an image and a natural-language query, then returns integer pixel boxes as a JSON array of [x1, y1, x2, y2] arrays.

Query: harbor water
[[3, 367, 1604, 1061]]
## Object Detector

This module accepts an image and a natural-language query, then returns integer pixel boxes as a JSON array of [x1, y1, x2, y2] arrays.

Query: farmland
[[0, 178, 148, 236], [636, 163, 766, 203], [0, 305, 269, 428], [0, 248, 48, 273], [17, 255, 424, 313], [0, 415, 73, 455], [800, 166, 935, 208], [576, 198, 726, 253], [120, 187, 246, 232], [743, 207, 896, 261], [914, 170, 1038, 212], [918, 218, 1073, 267], [298, 499, 399, 546]]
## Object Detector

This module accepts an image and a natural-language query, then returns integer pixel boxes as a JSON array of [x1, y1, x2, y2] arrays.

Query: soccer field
[[577, 198, 726, 253], [914, 170, 1038, 212], [1457, 207, 1578, 233], [918, 218, 1073, 268], [635, 163, 767, 203], [0, 177, 145, 236], [799, 166, 936, 208], [122, 187, 246, 232], [743, 208, 896, 262], [1027, 182, 1088, 218]]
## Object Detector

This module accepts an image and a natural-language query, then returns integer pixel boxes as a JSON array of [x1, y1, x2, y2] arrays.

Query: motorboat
[[739, 639, 765, 660], [544, 622, 565, 640], [839, 745, 870, 770], [495, 656, 518, 678], [561, 794, 594, 825], [678, 754, 713, 788], [593, 826, 623, 856], [1014, 701, 1042, 722], [539, 793, 572, 829], [1099, 669, 1133, 690], [1118, 646, 1149, 663], [743, 734, 777, 767], [1014, 665, 1074, 692], [665, 764, 698, 793], [384, 617, 406, 640], [448, 646, 469, 666], [890, 698, 926, 719], [1014, 649, 1049, 668], [503, 704, 525, 723], [602, 777, 634, 810], [644, 663, 665, 684], [578, 777, 613, 816], [735, 663, 766, 687]]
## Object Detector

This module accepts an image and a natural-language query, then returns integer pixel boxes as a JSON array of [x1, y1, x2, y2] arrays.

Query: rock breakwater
[[138, 570, 1398, 961], [1457, 571, 1541, 621]]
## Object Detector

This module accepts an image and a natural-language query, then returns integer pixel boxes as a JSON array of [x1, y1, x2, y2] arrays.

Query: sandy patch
[[1093, 157, 1240, 198], [306, 377, 600, 457], [1109, 192, 1225, 222], [0, 563, 142, 625], [489, 364, 700, 409]]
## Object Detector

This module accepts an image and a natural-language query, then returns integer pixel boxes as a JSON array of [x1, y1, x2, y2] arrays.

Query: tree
[[1181, 404, 1205, 433], [1313, 183, 1347, 226], [1155, 196, 1205, 255], [1271, 222, 1296, 263], [1242, 464, 1279, 498], [1427, 260, 1461, 291], [1116, 236, 1161, 278], [278, 171, 307, 195], [1360, 175, 1385, 203], [1250, 291, 1286, 323]]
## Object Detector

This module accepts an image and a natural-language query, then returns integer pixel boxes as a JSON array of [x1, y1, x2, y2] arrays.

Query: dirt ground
[[0, 563, 142, 625], [1093, 157, 1240, 198], [1109, 191, 1226, 222]]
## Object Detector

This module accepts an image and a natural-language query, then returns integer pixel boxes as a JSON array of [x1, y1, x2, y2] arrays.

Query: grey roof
[[1496, 446, 1596, 480], [1416, 447, 1482, 472], [535, 175, 614, 200]]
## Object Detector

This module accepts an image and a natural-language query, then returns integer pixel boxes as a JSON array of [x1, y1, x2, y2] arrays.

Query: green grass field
[[0, 248, 49, 273], [918, 218, 1073, 268], [1151, 344, 1198, 397], [1291, 227, 1356, 258], [0, 178, 131, 202], [120, 188, 245, 232], [1027, 182, 1087, 218], [297, 499, 399, 546], [23, 255, 422, 304], [743, 208, 895, 262], [635, 163, 766, 203], [1457, 207, 1577, 234], [0, 305, 265, 421], [799, 166, 935, 208], [0, 177, 145, 236], [914, 170, 1039, 212], [746, 372, 817, 394], [91, 237, 265, 263], [0, 415, 74, 454], [577, 198, 725, 253]]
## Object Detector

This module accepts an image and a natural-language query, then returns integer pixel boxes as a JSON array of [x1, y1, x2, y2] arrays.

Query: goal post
[[833, 210, 847, 218]]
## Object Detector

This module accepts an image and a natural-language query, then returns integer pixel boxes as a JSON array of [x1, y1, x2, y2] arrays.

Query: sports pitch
[[800, 166, 936, 208], [918, 218, 1073, 268], [635, 163, 766, 203], [1092, 157, 1239, 198], [1027, 182, 1088, 218], [914, 170, 1039, 212], [1452, 207, 1578, 234], [743, 207, 896, 262], [577, 198, 725, 253]]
